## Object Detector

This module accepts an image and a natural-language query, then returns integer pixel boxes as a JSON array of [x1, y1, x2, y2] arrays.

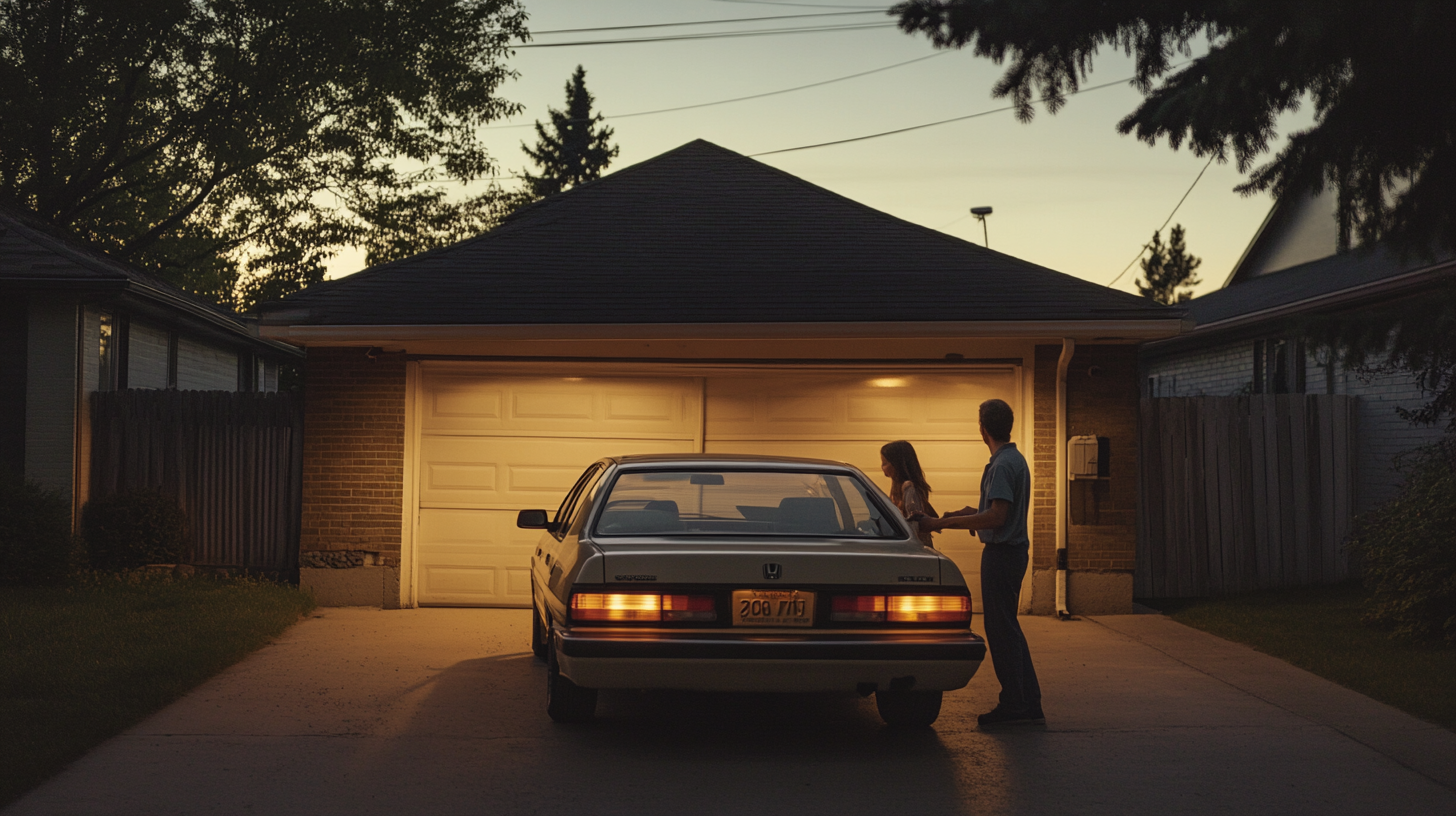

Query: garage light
[[868, 378, 908, 388]]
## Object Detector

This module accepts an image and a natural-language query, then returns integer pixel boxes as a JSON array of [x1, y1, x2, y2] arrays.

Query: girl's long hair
[[880, 440, 932, 503]]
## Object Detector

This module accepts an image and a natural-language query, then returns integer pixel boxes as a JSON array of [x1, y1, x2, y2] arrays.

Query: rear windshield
[[592, 469, 905, 538]]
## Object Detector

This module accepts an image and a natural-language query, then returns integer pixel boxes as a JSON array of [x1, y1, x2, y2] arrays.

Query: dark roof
[[0, 204, 301, 357], [1186, 246, 1454, 327], [264, 140, 1177, 326], [1145, 244, 1455, 355]]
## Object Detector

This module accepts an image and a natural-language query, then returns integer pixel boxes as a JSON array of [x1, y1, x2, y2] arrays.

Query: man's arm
[[914, 499, 1009, 533]]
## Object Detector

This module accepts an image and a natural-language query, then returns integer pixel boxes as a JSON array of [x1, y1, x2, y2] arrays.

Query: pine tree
[[1136, 224, 1202, 305], [519, 66, 619, 202]]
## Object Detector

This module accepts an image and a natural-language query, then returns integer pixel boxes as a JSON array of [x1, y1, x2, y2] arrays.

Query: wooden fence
[[1136, 395, 1357, 598], [90, 390, 303, 571]]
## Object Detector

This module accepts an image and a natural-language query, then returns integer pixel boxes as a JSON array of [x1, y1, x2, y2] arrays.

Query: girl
[[880, 440, 937, 546]]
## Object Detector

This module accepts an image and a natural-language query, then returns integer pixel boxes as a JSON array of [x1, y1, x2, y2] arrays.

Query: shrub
[[0, 478, 75, 585], [81, 489, 191, 571], [1350, 439, 1456, 645]]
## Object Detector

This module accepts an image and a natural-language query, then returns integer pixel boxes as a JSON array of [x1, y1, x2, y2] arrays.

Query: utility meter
[[1068, 435, 1110, 479]]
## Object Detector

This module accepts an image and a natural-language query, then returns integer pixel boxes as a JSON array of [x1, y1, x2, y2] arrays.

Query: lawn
[[1142, 583, 1456, 731], [0, 574, 315, 807]]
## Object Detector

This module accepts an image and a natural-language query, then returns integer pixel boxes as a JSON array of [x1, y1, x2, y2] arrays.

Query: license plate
[[732, 590, 815, 627]]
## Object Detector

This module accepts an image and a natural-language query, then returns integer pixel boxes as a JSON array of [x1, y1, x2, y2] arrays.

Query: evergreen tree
[[519, 66, 619, 202], [1136, 224, 1202, 305]]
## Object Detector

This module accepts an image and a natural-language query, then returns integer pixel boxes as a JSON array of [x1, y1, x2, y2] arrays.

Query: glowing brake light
[[831, 594, 970, 623], [571, 593, 717, 622], [888, 594, 970, 622], [571, 593, 661, 621]]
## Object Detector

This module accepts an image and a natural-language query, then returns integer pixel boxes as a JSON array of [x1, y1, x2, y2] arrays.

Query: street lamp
[[971, 206, 993, 248]]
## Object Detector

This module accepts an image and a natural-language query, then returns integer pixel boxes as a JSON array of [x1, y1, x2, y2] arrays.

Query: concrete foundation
[[1030, 568, 1133, 615], [301, 566, 401, 608]]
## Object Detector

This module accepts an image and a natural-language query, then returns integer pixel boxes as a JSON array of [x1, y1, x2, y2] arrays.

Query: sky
[[326, 0, 1315, 298]]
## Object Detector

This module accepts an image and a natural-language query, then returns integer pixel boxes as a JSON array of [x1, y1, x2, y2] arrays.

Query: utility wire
[[483, 52, 947, 130], [533, 10, 881, 35], [749, 73, 1135, 156], [1105, 154, 1217, 288], [516, 21, 894, 48], [711, 0, 890, 8]]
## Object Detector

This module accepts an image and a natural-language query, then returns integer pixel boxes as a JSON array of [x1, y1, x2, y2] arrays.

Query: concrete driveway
[[8, 609, 1455, 816]]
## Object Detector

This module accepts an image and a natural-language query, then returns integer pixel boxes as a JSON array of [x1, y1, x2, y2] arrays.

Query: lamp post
[[971, 206, 993, 248]]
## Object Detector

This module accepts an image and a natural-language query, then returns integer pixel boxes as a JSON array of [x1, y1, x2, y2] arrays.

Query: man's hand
[[912, 500, 1011, 533]]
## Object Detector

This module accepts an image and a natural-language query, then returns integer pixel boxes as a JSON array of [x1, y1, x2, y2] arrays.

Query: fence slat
[[1134, 394, 1358, 598], [89, 389, 302, 572]]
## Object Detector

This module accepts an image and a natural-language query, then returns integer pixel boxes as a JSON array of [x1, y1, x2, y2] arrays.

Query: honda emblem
[[763, 563, 782, 580]]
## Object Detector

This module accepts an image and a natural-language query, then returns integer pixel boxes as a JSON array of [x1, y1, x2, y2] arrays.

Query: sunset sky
[[327, 0, 1317, 298]]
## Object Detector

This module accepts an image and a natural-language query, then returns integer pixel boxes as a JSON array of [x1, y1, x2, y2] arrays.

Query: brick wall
[[1143, 339, 1252, 397], [1032, 345, 1058, 573], [1064, 345, 1139, 572], [300, 347, 407, 559]]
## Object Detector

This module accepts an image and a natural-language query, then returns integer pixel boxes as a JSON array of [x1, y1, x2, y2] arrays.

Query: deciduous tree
[[0, 0, 528, 308]]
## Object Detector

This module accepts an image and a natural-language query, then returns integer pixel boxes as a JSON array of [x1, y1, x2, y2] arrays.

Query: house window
[[1254, 337, 1307, 394]]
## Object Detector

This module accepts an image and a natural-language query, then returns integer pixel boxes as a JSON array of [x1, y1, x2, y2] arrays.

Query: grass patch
[[0, 574, 315, 807], [1142, 583, 1456, 731]]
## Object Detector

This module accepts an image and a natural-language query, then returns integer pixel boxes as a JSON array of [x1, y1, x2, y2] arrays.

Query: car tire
[[875, 689, 943, 727], [530, 593, 547, 661], [546, 636, 597, 723]]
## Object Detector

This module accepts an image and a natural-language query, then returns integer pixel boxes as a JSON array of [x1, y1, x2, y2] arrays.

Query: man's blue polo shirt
[[978, 442, 1031, 548]]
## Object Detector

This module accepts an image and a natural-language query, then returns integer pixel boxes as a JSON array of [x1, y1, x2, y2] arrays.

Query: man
[[913, 398, 1043, 726]]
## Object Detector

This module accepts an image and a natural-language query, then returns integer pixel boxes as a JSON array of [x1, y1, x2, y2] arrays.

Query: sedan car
[[518, 453, 986, 726]]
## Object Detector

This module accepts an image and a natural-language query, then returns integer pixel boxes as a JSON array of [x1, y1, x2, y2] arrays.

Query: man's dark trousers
[[980, 543, 1041, 711]]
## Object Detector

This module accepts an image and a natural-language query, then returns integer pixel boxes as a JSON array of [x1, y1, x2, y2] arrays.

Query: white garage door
[[415, 373, 701, 606], [704, 371, 1022, 605], [413, 368, 1021, 608]]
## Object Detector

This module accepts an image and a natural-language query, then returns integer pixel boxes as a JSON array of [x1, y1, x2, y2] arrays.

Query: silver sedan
[[519, 453, 986, 726]]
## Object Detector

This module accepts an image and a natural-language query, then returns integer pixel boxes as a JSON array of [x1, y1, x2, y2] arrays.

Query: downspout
[[1055, 338, 1075, 620]]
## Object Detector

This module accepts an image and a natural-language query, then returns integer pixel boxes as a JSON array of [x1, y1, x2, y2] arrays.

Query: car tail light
[[831, 595, 888, 622], [662, 594, 717, 622], [888, 595, 971, 622], [571, 593, 661, 621], [831, 594, 970, 623]]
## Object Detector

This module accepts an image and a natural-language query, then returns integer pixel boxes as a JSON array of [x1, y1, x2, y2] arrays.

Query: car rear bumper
[[556, 629, 986, 692]]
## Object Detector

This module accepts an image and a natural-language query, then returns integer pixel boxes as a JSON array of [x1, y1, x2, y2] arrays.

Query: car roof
[[609, 452, 859, 471]]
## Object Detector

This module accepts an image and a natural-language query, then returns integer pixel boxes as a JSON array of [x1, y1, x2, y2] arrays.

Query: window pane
[[595, 470, 902, 538]]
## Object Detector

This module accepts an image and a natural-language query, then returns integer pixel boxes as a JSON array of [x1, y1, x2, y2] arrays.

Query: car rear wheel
[[546, 636, 597, 723], [875, 689, 943, 727]]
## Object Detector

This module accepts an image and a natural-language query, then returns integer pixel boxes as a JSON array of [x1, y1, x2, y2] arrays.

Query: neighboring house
[[1141, 189, 1455, 513], [0, 204, 303, 526], [259, 140, 1188, 613]]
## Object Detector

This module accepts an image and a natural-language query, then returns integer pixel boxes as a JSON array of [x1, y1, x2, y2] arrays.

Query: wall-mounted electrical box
[[1068, 435, 1110, 480]]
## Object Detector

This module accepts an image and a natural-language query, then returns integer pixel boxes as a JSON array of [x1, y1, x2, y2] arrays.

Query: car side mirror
[[517, 509, 550, 529]]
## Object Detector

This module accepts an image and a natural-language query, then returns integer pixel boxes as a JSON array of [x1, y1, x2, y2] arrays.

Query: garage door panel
[[419, 435, 695, 509], [422, 374, 701, 436], [708, 373, 1017, 440], [417, 508, 539, 606]]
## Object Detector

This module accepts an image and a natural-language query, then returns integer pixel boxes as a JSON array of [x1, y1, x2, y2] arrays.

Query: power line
[[1106, 154, 1218, 288], [711, 0, 890, 8], [515, 21, 894, 48], [482, 52, 947, 130], [749, 74, 1135, 156], [532, 10, 881, 35]]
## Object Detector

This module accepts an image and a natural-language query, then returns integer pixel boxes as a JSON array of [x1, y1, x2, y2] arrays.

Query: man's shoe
[[977, 705, 1046, 727]]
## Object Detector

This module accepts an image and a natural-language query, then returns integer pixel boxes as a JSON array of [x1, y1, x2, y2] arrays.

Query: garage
[[412, 364, 1023, 607], [267, 140, 1182, 614]]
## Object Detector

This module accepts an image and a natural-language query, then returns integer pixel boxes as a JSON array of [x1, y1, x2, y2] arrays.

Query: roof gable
[[267, 140, 1177, 327]]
